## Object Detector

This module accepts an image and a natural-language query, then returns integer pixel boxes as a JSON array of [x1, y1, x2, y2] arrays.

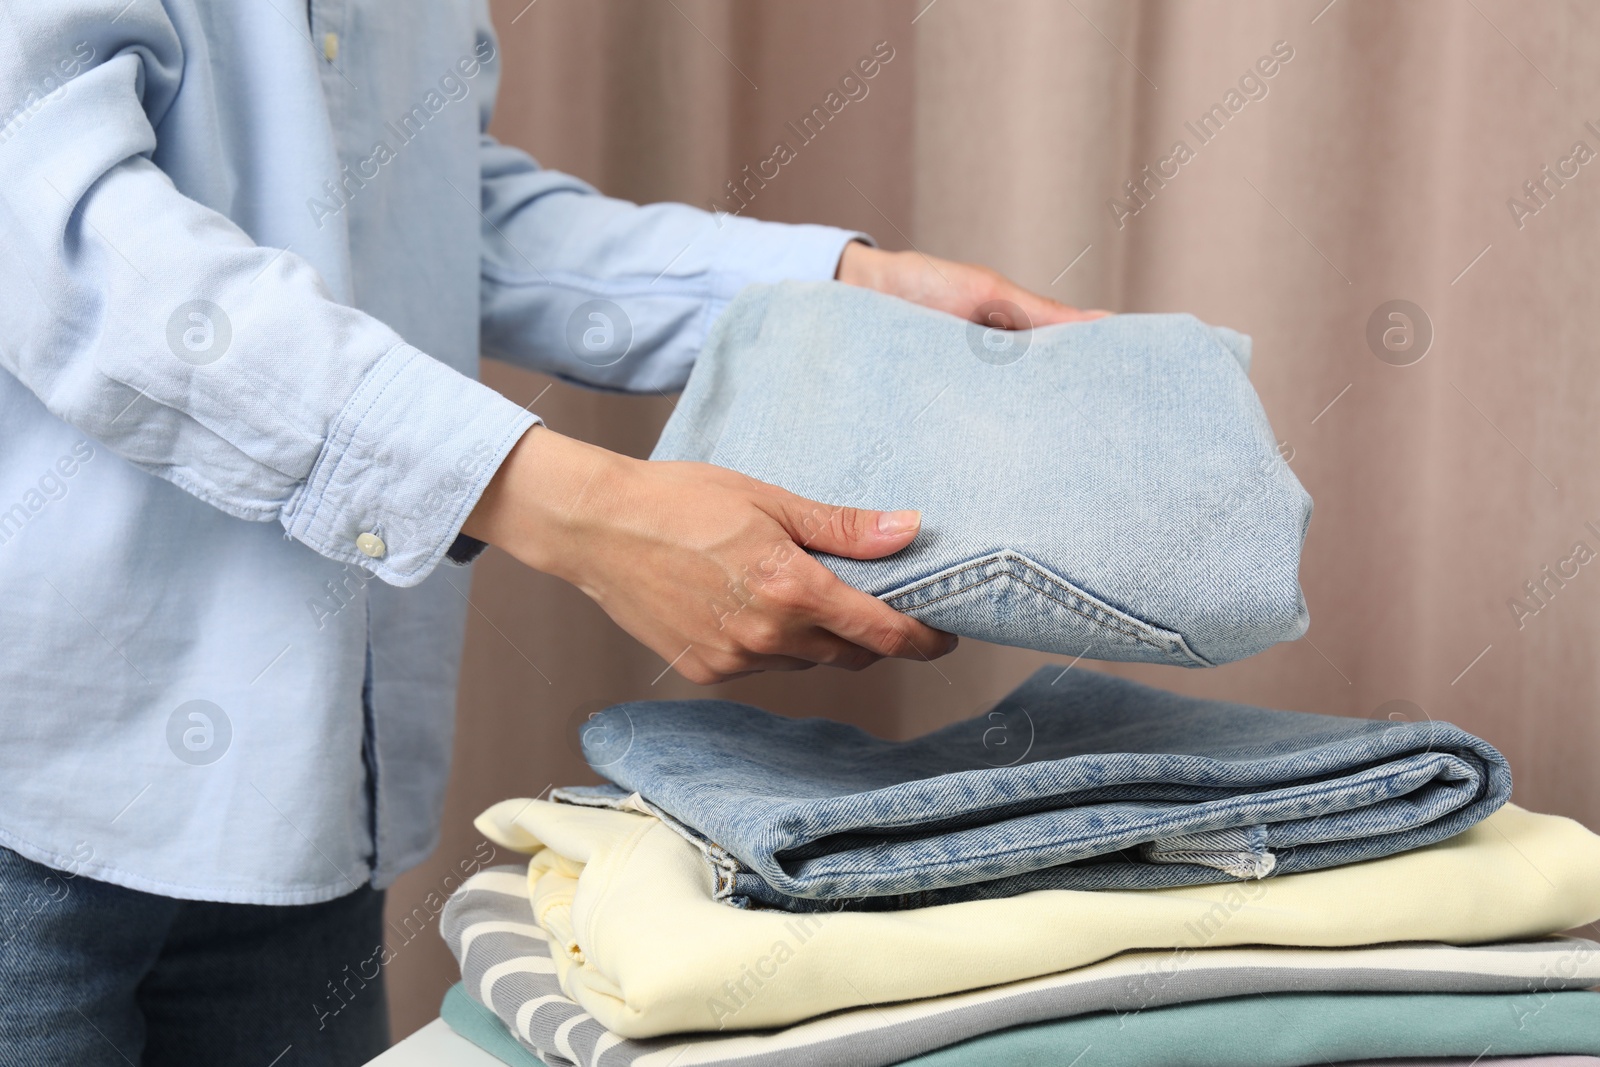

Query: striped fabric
[[441, 864, 1600, 1067]]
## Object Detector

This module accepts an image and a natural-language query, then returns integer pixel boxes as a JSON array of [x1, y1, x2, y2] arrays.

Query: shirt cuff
[[281, 344, 538, 587], [699, 218, 874, 304]]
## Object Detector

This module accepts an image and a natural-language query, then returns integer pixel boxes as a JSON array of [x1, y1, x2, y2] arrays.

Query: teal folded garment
[[442, 984, 542, 1067], [914, 991, 1600, 1067], [441, 983, 1600, 1067]]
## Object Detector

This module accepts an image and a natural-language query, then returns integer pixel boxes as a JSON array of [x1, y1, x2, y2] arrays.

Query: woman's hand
[[835, 241, 1109, 328], [463, 428, 957, 685], [462, 243, 1086, 685]]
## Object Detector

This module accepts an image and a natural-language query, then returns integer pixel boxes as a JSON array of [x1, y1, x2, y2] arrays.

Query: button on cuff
[[356, 532, 386, 559], [280, 344, 539, 589]]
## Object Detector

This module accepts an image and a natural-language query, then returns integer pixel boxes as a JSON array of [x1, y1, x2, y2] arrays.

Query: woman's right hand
[[462, 427, 957, 684]]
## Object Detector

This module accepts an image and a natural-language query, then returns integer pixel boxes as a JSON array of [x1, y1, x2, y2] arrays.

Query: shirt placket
[[308, 0, 384, 880], [306, 0, 353, 121]]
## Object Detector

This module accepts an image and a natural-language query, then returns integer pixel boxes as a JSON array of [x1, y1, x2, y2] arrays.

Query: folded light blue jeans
[[651, 281, 1312, 666], [558, 667, 1510, 911]]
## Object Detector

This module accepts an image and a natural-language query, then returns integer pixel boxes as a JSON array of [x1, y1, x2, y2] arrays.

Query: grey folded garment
[[652, 281, 1311, 666], [440, 862, 1600, 1067]]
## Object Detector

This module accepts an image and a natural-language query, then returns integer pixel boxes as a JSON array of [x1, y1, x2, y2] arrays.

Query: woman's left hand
[[835, 241, 1109, 330]]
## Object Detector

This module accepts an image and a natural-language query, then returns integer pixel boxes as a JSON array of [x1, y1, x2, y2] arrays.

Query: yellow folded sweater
[[474, 800, 1600, 1038]]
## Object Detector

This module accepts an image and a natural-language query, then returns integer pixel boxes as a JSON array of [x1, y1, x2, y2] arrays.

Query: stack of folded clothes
[[439, 668, 1600, 1067], [437, 292, 1600, 1063]]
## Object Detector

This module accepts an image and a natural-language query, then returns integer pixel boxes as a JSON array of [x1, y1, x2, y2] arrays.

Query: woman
[[0, 2, 1095, 1062]]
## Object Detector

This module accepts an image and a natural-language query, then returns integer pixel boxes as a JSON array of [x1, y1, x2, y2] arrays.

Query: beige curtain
[[385, 0, 1600, 1035]]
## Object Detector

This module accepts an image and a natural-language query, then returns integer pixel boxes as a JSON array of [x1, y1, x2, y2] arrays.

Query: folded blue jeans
[[651, 281, 1312, 666], [560, 667, 1510, 910]]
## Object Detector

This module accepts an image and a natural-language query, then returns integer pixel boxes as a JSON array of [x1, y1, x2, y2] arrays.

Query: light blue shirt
[[0, 0, 858, 903]]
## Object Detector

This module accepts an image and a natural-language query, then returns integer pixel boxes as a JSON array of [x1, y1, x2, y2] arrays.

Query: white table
[[366, 1019, 507, 1066]]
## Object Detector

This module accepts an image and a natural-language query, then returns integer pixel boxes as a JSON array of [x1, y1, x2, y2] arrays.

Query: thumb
[[770, 492, 923, 560]]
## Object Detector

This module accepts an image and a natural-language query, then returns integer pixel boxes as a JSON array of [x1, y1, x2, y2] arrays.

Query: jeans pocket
[[881, 551, 1212, 667]]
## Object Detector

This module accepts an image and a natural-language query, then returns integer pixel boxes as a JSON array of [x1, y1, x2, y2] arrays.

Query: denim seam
[[552, 790, 787, 907], [771, 747, 1472, 846], [1004, 555, 1210, 665], [629, 795, 745, 902], [883, 551, 1207, 666], [897, 571, 1155, 646], [774, 756, 1486, 883], [884, 555, 1153, 642]]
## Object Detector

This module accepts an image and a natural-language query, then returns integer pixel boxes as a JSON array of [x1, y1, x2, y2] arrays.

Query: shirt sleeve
[[472, 13, 868, 394], [0, 1, 536, 588]]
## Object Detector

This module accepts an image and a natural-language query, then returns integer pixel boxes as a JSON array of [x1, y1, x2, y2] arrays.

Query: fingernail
[[877, 509, 920, 536], [1087, 309, 1113, 319]]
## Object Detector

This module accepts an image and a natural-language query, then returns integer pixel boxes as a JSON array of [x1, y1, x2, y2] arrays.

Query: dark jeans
[[0, 845, 389, 1066]]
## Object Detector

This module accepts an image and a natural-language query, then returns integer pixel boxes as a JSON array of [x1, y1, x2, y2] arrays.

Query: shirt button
[[323, 32, 340, 62], [356, 532, 386, 559]]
